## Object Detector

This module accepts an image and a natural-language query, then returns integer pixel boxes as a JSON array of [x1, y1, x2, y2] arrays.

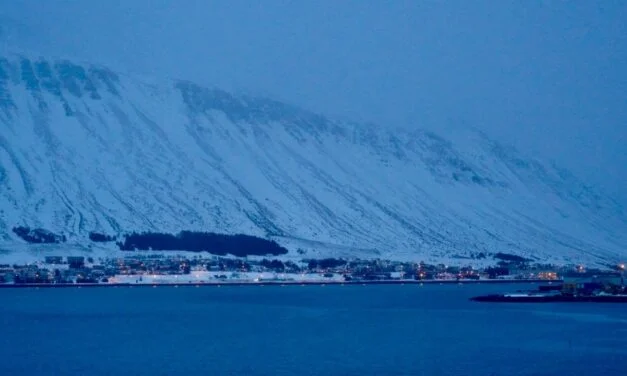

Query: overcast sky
[[1, 0, 626, 201]]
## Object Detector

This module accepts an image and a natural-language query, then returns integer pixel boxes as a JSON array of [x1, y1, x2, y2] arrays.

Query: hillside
[[0, 54, 625, 265]]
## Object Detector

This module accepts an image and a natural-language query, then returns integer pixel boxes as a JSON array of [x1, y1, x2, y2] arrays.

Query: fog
[[2, 0, 625, 200]]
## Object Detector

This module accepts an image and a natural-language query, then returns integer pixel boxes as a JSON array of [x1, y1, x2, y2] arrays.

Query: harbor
[[471, 270, 627, 303]]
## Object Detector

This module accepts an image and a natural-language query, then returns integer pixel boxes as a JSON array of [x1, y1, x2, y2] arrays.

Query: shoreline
[[0, 278, 561, 289]]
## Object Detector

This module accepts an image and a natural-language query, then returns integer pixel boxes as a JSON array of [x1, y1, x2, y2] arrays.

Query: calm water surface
[[1, 283, 626, 375]]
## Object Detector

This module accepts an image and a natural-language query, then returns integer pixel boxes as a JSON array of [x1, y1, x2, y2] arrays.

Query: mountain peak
[[0, 54, 625, 265]]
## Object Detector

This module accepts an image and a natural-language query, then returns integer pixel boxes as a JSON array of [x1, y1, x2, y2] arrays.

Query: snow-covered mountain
[[0, 54, 625, 265]]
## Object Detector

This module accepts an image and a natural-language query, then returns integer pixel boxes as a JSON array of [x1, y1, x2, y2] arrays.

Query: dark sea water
[[1, 283, 626, 375]]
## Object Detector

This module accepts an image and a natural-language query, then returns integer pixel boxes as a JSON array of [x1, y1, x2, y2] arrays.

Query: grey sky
[[1, 0, 626, 200]]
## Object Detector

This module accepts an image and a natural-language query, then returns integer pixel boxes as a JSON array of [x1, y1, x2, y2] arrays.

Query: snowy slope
[[0, 54, 625, 265]]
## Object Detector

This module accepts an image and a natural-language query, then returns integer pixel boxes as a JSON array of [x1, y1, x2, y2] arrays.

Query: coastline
[[0, 278, 561, 289]]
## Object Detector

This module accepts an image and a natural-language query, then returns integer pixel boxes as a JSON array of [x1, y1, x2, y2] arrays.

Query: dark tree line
[[12, 226, 66, 244], [89, 232, 116, 242], [260, 259, 286, 271], [117, 231, 288, 257], [485, 266, 510, 278], [494, 252, 530, 263], [307, 258, 347, 270]]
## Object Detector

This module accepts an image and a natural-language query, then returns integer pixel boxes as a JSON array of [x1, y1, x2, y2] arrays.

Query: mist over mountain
[[2, 1, 626, 201], [0, 53, 625, 265]]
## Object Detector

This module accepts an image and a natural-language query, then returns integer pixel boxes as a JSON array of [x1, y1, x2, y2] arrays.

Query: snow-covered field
[[0, 53, 626, 266]]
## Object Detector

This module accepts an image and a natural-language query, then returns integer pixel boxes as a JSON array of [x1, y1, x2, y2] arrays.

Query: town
[[0, 252, 624, 286]]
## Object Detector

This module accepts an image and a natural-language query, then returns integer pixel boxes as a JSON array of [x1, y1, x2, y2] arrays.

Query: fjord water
[[1, 284, 625, 375]]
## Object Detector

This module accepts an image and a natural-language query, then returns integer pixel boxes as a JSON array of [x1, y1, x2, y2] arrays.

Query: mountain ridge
[[0, 53, 625, 265]]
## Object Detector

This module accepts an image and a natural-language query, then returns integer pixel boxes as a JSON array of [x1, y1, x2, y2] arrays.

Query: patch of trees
[[76, 275, 99, 283], [485, 266, 510, 279], [14, 273, 52, 284], [117, 231, 288, 257], [210, 258, 251, 272], [307, 258, 347, 270], [12, 226, 66, 244], [89, 232, 116, 242], [260, 259, 285, 271], [494, 252, 530, 263], [284, 261, 301, 273]]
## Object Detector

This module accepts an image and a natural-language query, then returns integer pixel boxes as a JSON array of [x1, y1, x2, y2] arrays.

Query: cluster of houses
[[1, 253, 623, 285], [1, 256, 105, 284]]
